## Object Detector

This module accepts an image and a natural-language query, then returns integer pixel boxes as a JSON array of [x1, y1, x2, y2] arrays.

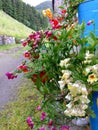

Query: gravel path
[[0, 47, 24, 110]]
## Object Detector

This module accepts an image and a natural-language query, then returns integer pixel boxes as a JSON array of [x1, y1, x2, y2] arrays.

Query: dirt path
[[0, 47, 24, 110]]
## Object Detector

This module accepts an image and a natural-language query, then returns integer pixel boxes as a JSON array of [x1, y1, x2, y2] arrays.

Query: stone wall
[[0, 35, 16, 45]]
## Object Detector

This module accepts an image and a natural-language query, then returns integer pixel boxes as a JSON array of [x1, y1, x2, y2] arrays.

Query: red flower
[[24, 51, 31, 59], [18, 65, 28, 72], [51, 18, 59, 27], [33, 53, 39, 59], [22, 41, 28, 47], [53, 36, 58, 40], [40, 71, 48, 83], [32, 74, 38, 83], [61, 9, 67, 14], [50, 18, 62, 29], [29, 34, 34, 40]]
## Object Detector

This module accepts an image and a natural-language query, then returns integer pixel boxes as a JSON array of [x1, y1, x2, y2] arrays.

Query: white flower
[[60, 58, 70, 67], [61, 70, 72, 80], [82, 104, 88, 110], [85, 50, 94, 60], [83, 60, 92, 64], [81, 87, 88, 95], [84, 66, 92, 75], [79, 95, 90, 104], [65, 93, 72, 100], [58, 80, 66, 90], [87, 73, 98, 84], [92, 64, 98, 73]]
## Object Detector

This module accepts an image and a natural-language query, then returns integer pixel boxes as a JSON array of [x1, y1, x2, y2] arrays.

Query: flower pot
[[90, 91, 98, 130], [78, 0, 98, 36]]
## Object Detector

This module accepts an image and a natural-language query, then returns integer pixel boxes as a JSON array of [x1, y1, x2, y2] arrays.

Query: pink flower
[[39, 127, 45, 130], [44, 30, 52, 38], [61, 125, 70, 130], [50, 126, 58, 130], [29, 31, 41, 41], [87, 20, 94, 25], [29, 34, 34, 40], [40, 112, 47, 121], [48, 119, 53, 127], [37, 105, 41, 111], [5, 72, 17, 79], [61, 9, 67, 15], [22, 41, 28, 47], [26, 117, 34, 130]]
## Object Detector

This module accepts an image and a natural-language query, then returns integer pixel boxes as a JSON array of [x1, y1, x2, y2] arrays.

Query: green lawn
[[0, 10, 33, 39], [0, 79, 41, 130]]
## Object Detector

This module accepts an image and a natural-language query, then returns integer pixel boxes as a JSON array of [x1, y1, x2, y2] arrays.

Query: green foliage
[[1, 0, 48, 31]]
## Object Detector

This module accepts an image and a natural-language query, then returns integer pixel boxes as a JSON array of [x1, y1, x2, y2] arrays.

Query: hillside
[[36, 0, 52, 13], [1, 0, 48, 30], [0, 10, 32, 38]]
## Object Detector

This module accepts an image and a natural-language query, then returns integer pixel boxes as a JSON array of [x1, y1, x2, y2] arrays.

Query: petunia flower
[[26, 116, 34, 130], [40, 112, 47, 121], [61, 125, 70, 130], [37, 105, 41, 111], [48, 119, 53, 127], [6, 72, 17, 79], [38, 127, 45, 130], [87, 20, 94, 25]]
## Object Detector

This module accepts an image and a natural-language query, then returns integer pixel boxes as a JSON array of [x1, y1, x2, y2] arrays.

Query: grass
[[0, 79, 41, 130], [0, 10, 33, 39]]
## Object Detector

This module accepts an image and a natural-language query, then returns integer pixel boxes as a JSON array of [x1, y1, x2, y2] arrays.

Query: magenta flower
[[38, 127, 45, 130], [61, 125, 70, 130], [50, 126, 58, 130], [40, 112, 47, 121], [5, 72, 17, 79], [44, 30, 52, 38], [32, 41, 38, 49], [48, 119, 53, 127], [26, 117, 34, 130], [22, 41, 28, 47], [37, 105, 41, 111], [29, 31, 41, 41], [87, 20, 94, 25]]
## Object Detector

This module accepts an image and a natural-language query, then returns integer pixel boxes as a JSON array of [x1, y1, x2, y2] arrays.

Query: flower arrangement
[[6, 6, 98, 130]]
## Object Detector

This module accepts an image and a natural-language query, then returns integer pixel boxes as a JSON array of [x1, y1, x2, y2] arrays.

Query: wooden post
[[52, 0, 64, 14]]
